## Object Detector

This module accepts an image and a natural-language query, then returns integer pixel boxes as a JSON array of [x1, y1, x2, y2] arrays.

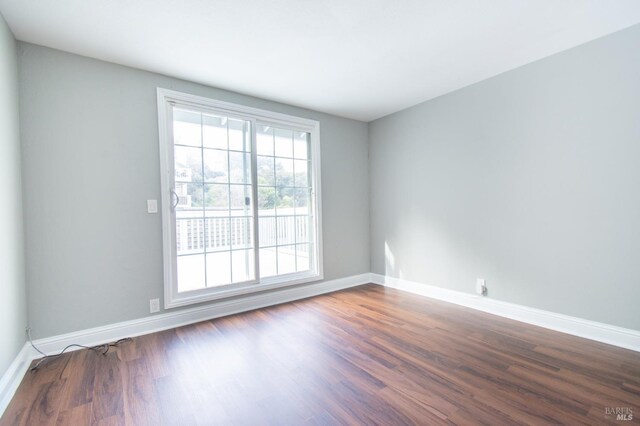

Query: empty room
[[1, 0, 639, 424]]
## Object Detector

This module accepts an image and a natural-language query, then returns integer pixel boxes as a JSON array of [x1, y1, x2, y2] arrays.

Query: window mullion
[[292, 132, 297, 272], [250, 119, 261, 280], [226, 118, 233, 284], [272, 132, 279, 275], [200, 112, 208, 288]]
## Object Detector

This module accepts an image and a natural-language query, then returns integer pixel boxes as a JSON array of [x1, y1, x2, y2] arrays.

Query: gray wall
[[17, 23, 640, 340], [0, 13, 26, 375], [370, 24, 640, 330], [19, 43, 370, 339]]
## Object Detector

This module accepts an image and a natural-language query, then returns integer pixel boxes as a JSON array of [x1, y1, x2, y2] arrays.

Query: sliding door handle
[[171, 190, 179, 209]]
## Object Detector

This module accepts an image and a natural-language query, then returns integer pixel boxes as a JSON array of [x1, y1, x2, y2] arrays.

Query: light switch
[[147, 199, 158, 213]]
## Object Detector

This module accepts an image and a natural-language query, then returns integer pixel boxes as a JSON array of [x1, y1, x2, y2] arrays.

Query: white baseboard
[[0, 273, 369, 418], [29, 273, 370, 356], [0, 343, 31, 417], [4, 271, 637, 418], [370, 273, 640, 352]]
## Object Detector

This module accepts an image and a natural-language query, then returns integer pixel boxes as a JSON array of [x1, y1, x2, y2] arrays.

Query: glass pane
[[202, 114, 227, 150], [257, 156, 275, 186], [174, 146, 202, 183], [276, 187, 294, 210], [294, 188, 310, 215], [293, 132, 308, 160], [177, 254, 206, 292], [277, 245, 296, 275], [171, 108, 316, 288], [203, 149, 228, 183], [230, 217, 253, 249], [275, 158, 294, 187], [258, 216, 276, 247], [173, 109, 258, 294], [173, 109, 202, 147], [232, 249, 255, 283], [206, 251, 231, 287], [204, 216, 230, 252], [295, 216, 310, 244], [259, 248, 277, 278], [228, 119, 249, 152], [230, 185, 252, 211], [258, 186, 276, 213], [229, 152, 251, 184], [257, 126, 274, 156], [294, 160, 309, 188], [204, 184, 229, 210], [175, 217, 205, 254], [277, 216, 296, 246], [175, 183, 203, 210], [296, 244, 311, 272], [274, 128, 293, 158]]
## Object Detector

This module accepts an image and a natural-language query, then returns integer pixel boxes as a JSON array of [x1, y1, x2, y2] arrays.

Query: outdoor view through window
[[171, 107, 315, 293]]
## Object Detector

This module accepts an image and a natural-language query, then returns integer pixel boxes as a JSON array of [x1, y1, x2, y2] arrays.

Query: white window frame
[[157, 88, 323, 309]]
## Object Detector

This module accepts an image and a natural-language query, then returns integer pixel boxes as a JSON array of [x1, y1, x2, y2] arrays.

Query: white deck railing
[[176, 209, 309, 254]]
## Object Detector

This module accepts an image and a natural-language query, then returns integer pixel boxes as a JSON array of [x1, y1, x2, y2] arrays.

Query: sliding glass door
[[171, 107, 256, 292], [158, 89, 322, 308]]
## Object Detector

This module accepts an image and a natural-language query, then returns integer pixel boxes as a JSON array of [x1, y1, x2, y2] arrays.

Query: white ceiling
[[2, 1, 640, 121]]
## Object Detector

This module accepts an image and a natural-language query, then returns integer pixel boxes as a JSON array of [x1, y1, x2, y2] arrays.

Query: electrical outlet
[[150, 298, 160, 313], [476, 278, 487, 296]]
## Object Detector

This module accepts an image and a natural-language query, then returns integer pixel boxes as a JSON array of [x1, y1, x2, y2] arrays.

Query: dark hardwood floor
[[2, 284, 639, 425]]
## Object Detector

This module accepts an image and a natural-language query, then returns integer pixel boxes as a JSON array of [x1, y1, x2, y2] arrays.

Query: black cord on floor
[[27, 329, 132, 372]]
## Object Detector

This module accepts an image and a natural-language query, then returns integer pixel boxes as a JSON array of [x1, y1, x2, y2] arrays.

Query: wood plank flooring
[[2, 284, 639, 425]]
